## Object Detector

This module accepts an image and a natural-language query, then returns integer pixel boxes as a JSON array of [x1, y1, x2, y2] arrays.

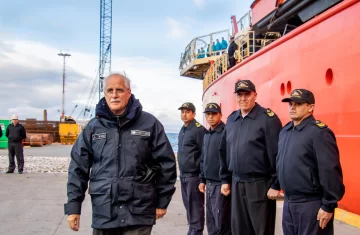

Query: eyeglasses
[[105, 88, 129, 95]]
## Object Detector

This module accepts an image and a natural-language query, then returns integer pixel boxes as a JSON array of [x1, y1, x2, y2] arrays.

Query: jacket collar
[[234, 103, 260, 121], [285, 115, 314, 131], [208, 121, 225, 133], [95, 94, 142, 121], [183, 119, 197, 130]]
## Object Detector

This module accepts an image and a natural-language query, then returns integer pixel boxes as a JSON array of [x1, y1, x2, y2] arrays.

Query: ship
[[179, 0, 360, 228]]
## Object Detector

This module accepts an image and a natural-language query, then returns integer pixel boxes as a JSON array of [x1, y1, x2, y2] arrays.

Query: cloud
[[165, 17, 188, 39], [193, 0, 205, 8], [0, 39, 204, 133]]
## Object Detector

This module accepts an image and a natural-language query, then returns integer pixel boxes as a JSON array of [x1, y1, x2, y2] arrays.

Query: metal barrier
[[203, 53, 229, 90], [179, 29, 230, 71], [237, 11, 252, 31], [203, 31, 281, 90]]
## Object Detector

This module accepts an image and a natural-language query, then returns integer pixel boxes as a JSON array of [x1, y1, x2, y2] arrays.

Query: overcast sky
[[0, 0, 253, 132]]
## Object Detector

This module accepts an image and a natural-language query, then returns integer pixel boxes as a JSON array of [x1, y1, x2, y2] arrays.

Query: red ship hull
[[203, 0, 360, 215]]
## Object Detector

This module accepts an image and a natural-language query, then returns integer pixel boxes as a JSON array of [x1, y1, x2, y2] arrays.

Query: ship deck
[[0, 145, 359, 234]]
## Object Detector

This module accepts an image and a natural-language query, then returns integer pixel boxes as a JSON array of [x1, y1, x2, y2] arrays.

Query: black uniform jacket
[[276, 115, 345, 212], [64, 95, 177, 229], [200, 121, 225, 184], [219, 103, 282, 190], [177, 119, 206, 177]]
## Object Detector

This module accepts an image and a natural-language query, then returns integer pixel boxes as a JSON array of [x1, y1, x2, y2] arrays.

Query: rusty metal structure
[[19, 110, 60, 144]]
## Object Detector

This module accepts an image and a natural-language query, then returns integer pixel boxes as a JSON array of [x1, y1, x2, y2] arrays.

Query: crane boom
[[99, 0, 112, 98], [80, 0, 112, 120]]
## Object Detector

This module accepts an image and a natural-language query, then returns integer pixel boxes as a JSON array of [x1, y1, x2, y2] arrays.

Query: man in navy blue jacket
[[277, 89, 345, 235], [219, 80, 282, 235], [177, 102, 207, 235], [65, 73, 177, 235], [199, 103, 231, 235]]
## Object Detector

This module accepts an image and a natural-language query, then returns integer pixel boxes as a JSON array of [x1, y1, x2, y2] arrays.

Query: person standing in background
[[6, 114, 26, 174]]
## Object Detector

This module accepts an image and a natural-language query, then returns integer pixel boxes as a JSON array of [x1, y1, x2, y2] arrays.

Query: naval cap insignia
[[206, 103, 218, 109], [238, 81, 248, 89], [291, 89, 302, 98]]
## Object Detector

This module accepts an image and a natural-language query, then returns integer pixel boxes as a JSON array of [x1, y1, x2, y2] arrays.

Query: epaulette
[[195, 122, 202, 128], [315, 120, 328, 129], [265, 108, 275, 118]]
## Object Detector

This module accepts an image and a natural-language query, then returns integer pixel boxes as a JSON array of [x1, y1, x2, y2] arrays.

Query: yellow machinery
[[59, 117, 81, 145]]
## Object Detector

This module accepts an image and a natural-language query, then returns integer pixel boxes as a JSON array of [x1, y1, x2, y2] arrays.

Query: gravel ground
[[0, 155, 70, 173]]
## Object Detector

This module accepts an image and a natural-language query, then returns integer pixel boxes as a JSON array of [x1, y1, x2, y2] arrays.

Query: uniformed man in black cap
[[219, 80, 282, 235], [228, 36, 238, 69], [199, 103, 231, 235], [178, 102, 207, 235], [277, 89, 345, 235]]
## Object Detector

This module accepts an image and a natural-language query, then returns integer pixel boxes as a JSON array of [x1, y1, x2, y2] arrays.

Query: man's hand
[[67, 214, 80, 231], [221, 184, 231, 196], [198, 183, 206, 193], [267, 188, 280, 200], [317, 208, 333, 229], [156, 208, 167, 220]]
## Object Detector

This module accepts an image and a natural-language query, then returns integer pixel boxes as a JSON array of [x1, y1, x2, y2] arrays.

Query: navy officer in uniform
[[199, 103, 231, 235], [277, 89, 345, 235], [219, 80, 282, 235], [178, 102, 207, 235]]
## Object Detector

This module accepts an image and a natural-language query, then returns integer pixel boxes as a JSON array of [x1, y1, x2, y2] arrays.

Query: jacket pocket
[[91, 138, 107, 176], [130, 181, 156, 215], [129, 135, 150, 156], [88, 181, 112, 219], [309, 168, 320, 191]]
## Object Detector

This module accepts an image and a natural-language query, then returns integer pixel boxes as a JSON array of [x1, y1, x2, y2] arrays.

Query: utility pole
[[58, 51, 71, 120]]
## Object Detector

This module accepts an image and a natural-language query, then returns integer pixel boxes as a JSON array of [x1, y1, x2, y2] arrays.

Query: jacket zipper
[[281, 127, 293, 193], [204, 133, 211, 179]]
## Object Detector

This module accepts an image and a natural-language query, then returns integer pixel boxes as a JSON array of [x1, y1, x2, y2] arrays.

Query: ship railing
[[236, 10, 252, 31], [203, 52, 229, 90], [234, 31, 281, 63], [203, 31, 281, 90], [179, 29, 230, 70]]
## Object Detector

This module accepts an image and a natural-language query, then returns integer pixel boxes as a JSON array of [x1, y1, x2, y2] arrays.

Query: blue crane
[[99, 0, 112, 99], [79, 0, 112, 120]]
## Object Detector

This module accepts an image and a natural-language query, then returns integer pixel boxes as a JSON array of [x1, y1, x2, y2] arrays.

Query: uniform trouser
[[229, 57, 236, 68], [93, 226, 152, 235], [231, 179, 276, 235], [282, 198, 334, 235], [181, 176, 205, 235], [206, 183, 231, 235], [8, 142, 24, 172]]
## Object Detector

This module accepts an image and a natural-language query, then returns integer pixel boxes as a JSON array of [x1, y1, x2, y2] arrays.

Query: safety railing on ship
[[179, 29, 230, 70], [203, 31, 281, 90], [235, 31, 281, 62], [203, 53, 229, 90], [237, 11, 252, 31]]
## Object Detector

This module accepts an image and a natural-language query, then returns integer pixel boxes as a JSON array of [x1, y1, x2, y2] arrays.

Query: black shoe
[[18, 171, 23, 174], [6, 170, 14, 174]]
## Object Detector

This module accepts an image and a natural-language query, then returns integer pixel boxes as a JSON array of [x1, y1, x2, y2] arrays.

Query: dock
[[0, 145, 359, 234]]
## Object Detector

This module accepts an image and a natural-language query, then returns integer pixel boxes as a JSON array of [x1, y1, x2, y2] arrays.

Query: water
[[166, 133, 178, 153]]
